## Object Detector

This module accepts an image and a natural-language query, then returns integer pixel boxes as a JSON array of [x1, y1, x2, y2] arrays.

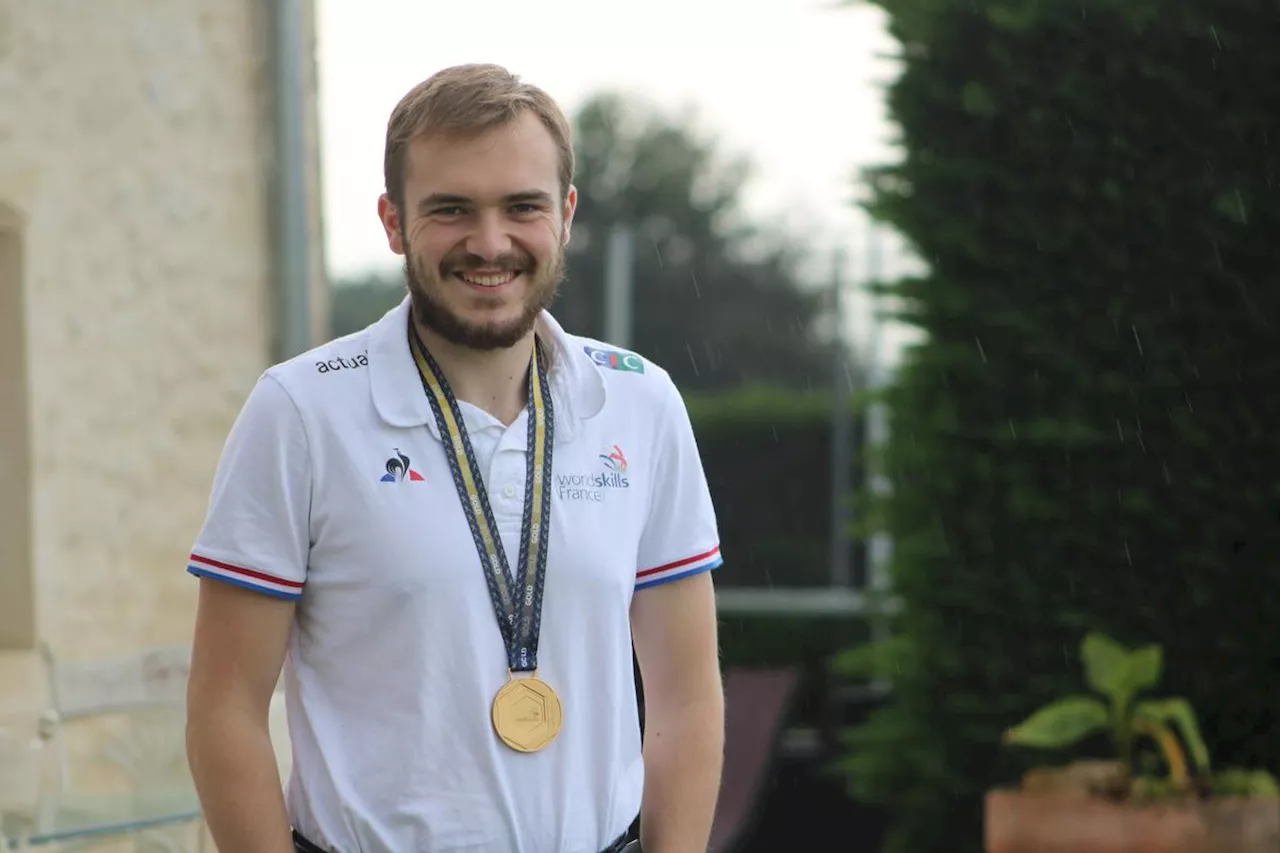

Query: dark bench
[[708, 666, 801, 853]]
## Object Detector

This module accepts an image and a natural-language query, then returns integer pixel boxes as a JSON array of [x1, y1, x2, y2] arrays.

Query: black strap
[[606, 835, 640, 853], [292, 829, 329, 853]]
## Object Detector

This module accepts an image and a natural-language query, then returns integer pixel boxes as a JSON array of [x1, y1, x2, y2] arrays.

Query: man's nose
[[464, 210, 513, 262]]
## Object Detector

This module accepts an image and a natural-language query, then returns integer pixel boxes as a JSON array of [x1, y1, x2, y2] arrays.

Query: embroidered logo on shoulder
[[380, 448, 424, 483], [316, 351, 368, 374], [583, 345, 644, 374]]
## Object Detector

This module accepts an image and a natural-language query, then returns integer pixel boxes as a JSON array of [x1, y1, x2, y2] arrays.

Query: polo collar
[[368, 296, 605, 443]]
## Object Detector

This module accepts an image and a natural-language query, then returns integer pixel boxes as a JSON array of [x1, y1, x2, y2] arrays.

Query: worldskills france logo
[[555, 444, 630, 502], [379, 448, 424, 483], [599, 444, 628, 473]]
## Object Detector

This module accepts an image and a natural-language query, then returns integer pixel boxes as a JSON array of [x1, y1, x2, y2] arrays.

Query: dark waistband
[[292, 828, 634, 853]]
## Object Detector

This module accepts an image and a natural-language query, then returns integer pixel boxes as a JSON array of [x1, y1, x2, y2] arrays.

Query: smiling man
[[183, 64, 725, 853]]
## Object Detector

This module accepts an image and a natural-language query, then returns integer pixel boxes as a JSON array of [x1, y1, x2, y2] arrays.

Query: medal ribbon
[[409, 324, 554, 674]]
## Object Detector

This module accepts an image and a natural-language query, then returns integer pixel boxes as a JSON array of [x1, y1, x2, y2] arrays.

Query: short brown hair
[[383, 63, 575, 210]]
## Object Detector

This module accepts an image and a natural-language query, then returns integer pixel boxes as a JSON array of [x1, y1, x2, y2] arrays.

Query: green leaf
[[1125, 645, 1163, 695], [1134, 698, 1211, 774], [1003, 696, 1110, 750], [1211, 769, 1280, 798], [1081, 633, 1162, 708], [1081, 633, 1129, 697], [1251, 771, 1280, 797]]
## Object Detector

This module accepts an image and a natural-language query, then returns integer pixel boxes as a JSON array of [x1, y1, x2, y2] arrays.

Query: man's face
[[377, 111, 576, 351]]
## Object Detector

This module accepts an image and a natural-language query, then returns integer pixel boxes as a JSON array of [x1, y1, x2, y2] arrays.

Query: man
[[184, 64, 725, 853]]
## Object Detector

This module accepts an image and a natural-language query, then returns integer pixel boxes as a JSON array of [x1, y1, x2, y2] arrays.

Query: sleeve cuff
[[187, 553, 305, 602], [635, 545, 722, 590]]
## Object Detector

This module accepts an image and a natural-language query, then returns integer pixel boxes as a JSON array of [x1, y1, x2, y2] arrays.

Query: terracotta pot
[[985, 789, 1280, 853]]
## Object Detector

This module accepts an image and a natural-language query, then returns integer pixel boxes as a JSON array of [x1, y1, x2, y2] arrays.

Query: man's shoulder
[[262, 327, 374, 406], [560, 332, 679, 404]]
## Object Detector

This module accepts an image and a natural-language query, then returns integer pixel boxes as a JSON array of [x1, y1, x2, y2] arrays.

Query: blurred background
[[1, 1, 1278, 852]]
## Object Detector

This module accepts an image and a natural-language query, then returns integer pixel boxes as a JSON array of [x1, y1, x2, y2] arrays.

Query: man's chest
[[303, 415, 654, 604]]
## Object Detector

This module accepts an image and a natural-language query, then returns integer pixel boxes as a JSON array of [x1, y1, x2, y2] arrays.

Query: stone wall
[[0, 0, 326, 770]]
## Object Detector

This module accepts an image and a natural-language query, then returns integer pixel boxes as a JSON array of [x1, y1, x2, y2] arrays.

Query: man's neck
[[413, 320, 540, 426]]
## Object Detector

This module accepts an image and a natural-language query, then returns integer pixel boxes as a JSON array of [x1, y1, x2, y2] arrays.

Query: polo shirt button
[[502, 484, 517, 498]]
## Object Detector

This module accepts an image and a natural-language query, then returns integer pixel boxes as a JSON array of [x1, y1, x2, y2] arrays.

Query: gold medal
[[491, 674, 563, 753]]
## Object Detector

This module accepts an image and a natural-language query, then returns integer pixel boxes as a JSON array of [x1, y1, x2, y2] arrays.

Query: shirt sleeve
[[186, 372, 311, 601], [634, 377, 722, 591]]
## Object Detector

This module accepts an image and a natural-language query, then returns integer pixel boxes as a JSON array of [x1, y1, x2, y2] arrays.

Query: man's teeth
[[458, 271, 518, 287]]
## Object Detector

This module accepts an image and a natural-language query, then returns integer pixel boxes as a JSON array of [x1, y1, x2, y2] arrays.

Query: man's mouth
[[453, 270, 522, 288]]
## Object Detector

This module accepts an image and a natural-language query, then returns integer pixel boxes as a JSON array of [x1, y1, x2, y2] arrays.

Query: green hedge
[[834, 1, 1280, 852], [686, 386, 867, 589], [686, 387, 872, 726], [722, 613, 872, 730]]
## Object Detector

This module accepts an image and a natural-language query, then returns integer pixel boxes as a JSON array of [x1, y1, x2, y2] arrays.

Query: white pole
[[604, 224, 634, 348], [829, 247, 852, 588], [273, 0, 312, 361]]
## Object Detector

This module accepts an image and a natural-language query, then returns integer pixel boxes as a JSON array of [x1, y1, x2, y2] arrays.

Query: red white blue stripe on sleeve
[[187, 553, 305, 601], [635, 546, 722, 590]]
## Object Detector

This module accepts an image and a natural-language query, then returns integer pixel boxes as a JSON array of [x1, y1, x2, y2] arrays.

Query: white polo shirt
[[186, 296, 722, 853]]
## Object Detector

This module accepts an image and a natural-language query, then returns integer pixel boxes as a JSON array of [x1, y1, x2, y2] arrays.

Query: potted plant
[[987, 632, 1280, 853]]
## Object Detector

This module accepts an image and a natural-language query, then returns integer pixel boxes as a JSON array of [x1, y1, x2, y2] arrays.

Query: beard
[[404, 235, 565, 351]]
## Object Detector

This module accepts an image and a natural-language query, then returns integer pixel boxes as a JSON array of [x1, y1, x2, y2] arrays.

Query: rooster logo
[[380, 448, 424, 482]]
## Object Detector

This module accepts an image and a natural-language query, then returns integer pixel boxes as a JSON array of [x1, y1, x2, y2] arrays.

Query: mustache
[[442, 251, 534, 273]]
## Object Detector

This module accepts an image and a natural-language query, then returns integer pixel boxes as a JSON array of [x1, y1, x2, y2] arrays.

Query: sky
[[314, 0, 918, 366]]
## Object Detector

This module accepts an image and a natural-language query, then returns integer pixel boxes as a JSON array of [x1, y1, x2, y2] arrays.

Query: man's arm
[[187, 578, 296, 853], [183, 372, 312, 853], [631, 569, 724, 853]]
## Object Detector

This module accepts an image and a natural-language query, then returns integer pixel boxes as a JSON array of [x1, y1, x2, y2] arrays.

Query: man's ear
[[377, 193, 405, 255], [561, 185, 578, 246]]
